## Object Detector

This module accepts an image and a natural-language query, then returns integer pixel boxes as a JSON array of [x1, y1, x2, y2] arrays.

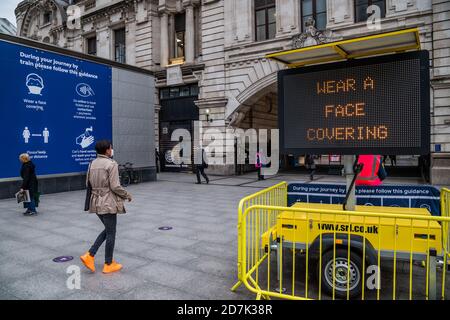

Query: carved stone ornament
[[292, 17, 333, 48]]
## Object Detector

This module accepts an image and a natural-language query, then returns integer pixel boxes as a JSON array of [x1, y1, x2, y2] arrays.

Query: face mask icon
[[26, 73, 44, 95]]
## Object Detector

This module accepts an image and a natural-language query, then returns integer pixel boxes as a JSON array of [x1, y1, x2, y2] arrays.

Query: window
[[86, 36, 97, 56], [255, 0, 276, 42], [301, 0, 327, 32], [160, 85, 199, 100], [355, 0, 386, 23], [174, 13, 186, 59], [114, 28, 126, 64], [85, 0, 96, 10], [43, 11, 52, 24]]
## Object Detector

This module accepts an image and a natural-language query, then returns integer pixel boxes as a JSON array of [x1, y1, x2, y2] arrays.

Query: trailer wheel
[[320, 248, 363, 299]]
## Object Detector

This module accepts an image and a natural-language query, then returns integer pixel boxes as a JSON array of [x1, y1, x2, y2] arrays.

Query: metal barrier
[[232, 184, 450, 300], [442, 188, 450, 262], [231, 182, 287, 294]]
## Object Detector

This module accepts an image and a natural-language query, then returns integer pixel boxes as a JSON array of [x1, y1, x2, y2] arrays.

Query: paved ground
[[0, 171, 447, 300]]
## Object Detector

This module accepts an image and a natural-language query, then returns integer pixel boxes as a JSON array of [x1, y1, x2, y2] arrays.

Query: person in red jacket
[[355, 155, 383, 186]]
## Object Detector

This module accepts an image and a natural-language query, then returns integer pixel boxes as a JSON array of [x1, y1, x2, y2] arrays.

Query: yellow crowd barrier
[[231, 181, 287, 294], [442, 189, 450, 251], [232, 184, 450, 300]]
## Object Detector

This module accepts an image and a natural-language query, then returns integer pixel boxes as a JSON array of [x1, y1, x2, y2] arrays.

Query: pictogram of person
[[23, 127, 31, 143], [43, 128, 50, 144]]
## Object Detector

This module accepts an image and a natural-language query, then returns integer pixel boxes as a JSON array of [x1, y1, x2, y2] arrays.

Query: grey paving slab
[[76, 272, 146, 298], [62, 291, 117, 300], [188, 256, 236, 279], [186, 242, 236, 261], [31, 234, 82, 250], [185, 274, 251, 300], [0, 287, 20, 300], [141, 246, 199, 266], [0, 260, 37, 283], [1, 245, 61, 265], [119, 282, 205, 300], [133, 261, 204, 289], [0, 239, 31, 254], [145, 234, 201, 250], [209, 178, 256, 186], [2, 272, 73, 300]]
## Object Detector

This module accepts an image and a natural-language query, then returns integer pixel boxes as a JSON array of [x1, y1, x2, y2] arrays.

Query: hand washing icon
[[76, 127, 95, 149], [26, 73, 44, 95]]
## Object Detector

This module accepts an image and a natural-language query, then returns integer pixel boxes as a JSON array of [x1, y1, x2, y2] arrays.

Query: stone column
[[185, 5, 195, 63], [169, 14, 175, 59], [160, 12, 169, 67], [430, 0, 450, 185]]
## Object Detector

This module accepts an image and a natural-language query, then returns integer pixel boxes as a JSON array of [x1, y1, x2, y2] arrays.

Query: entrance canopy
[[266, 28, 421, 68]]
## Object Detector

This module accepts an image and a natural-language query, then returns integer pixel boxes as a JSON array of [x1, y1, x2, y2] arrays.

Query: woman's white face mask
[[110, 149, 114, 158]]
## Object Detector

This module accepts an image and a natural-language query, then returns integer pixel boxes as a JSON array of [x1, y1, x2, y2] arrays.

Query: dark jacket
[[305, 155, 317, 169], [196, 149, 208, 169], [21, 161, 38, 194]]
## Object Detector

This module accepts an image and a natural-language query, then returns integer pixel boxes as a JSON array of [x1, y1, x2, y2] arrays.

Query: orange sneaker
[[80, 252, 95, 272], [103, 261, 122, 274]]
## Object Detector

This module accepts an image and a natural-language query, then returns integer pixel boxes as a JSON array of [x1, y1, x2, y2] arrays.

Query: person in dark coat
[[19, 153, 39, 216], [305, 154, 317, 181], [195, 146, 209, 184], [155, 148, 160, 173], [255, 151, 267, 181]]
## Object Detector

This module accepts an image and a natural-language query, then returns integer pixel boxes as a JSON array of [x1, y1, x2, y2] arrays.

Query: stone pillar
[[430, 0, 450, 185], [185, 5, 195, 63], [160, 12, 169, 67], [169, 14, 175, 59]]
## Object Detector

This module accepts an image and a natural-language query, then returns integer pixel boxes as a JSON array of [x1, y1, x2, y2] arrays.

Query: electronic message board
[[278, 51, 430, 155]]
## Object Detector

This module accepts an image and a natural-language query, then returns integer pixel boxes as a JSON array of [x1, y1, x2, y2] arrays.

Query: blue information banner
[[288, 183, 442, 216], [0, 40, 112, 179]]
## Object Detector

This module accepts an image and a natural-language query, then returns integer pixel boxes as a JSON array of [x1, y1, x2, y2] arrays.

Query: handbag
[[377, 163, 387, 181], [84, 162, 92, 212]]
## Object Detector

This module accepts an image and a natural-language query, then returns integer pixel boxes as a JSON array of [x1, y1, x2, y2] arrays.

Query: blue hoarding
[[287, 183, 442, 216], [0, 40, 112, 179]]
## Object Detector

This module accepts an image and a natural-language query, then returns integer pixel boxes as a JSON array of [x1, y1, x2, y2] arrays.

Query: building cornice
[[154, 63, 205, 81], [82, 0, 134, 23]]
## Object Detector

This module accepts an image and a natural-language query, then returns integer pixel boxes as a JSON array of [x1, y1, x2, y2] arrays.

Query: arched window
[[355, 0, 386, 23], [300, 0, 327, 32]]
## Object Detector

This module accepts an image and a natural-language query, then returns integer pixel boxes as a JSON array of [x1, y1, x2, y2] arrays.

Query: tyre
[[133, 171, 142, 184], [319, 248, 363, 299], [136, 172, 142, 184], [120, 174, 130, 187]]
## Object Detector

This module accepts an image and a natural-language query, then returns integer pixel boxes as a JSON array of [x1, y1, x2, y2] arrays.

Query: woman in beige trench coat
[[80, 140, 132, 274]]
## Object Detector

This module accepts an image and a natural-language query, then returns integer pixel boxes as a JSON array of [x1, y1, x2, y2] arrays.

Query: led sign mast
[[269, 27, 430, 211]]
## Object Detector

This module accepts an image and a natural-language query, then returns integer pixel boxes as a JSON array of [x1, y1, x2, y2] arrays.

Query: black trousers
[[89, 214, 117, 265], [257, 167, 264, 180], [196, 165, 209, 183]]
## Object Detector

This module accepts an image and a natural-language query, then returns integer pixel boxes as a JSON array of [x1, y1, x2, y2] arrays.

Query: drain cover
[[53, 256, 74, 263]]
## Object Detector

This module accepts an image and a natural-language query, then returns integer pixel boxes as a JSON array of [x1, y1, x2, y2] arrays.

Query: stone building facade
[[14, 0, 450, 183]]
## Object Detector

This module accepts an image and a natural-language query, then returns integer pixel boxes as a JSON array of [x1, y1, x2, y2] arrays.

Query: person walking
[[155, 148, 160, 173], [195, 146, 209, 184], [255, 151, 267, 181], [19, 153, 39, 216], [389, 155, 397, 167], [305, 154, 317, 181], [80, 140, 132, 274]]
